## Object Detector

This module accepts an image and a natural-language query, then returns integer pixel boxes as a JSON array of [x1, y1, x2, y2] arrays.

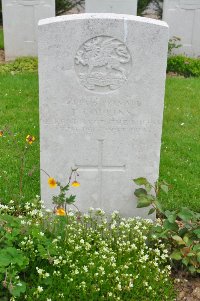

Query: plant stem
[[19, 146, 28, 200]]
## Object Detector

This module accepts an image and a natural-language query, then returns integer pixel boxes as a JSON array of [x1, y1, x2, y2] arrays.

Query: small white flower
[[83, 266, 88, 272], [37, 286, 43, 293], [38, 212, 44, 217], [53, 259, 60, 265], [36, 267, 44, 275], [117, 283, 122, 290], [129, 280, 133, 288]]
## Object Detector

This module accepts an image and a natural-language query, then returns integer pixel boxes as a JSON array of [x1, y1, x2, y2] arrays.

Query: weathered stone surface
[[163, 0, 200, 57], [2, 0, 55, 61], [85, 0, 137, 14], [39, 14, 168, 217]]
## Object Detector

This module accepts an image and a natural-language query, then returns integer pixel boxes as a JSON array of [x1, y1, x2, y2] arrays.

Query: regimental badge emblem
[[74, 35, 132, 92]]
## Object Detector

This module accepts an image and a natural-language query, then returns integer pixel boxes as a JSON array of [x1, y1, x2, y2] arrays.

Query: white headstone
[[85, 0, 138, 14], [39, 14, 168, 218], [2, 0, 55, 61], [163, 0, 200, 57]]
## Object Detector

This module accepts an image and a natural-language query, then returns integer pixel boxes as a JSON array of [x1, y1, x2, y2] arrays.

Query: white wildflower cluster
[[22, 209, 172, 300], [1, 205, 174, 300], [36, 267, 50, 279], [0, 198, 45, 219]]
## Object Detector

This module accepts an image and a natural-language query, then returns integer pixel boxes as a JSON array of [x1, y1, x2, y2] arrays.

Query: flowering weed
[[0, 200, 175, 300]]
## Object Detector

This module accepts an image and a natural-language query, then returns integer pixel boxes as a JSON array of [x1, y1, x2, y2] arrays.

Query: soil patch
[[0, 49, 5, 63], [173, 271, 200, 301]]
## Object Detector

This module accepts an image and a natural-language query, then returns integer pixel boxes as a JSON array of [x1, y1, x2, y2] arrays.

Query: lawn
[[160, 77, 200, 212], [0, 72, 199, 211], [0, 27, 4, 49], [0, 73, 40, 203]]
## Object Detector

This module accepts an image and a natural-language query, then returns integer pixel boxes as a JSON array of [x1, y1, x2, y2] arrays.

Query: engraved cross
[[75, 139, 126, 207]]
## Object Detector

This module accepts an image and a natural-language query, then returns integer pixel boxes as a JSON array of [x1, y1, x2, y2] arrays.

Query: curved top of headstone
[[38, 13, 168, 29]]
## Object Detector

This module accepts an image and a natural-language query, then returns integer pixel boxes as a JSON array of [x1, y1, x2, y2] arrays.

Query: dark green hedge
[[1, 55, 200, 79], [167, 55, 200, 77]]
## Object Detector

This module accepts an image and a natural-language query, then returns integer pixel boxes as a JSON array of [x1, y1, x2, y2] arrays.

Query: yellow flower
[[71, 181, 80, 187], [55, 208, 66, 216], [48, 177, 57, 188], [0, 130, 3, 137], [26, 135, 35, 145]]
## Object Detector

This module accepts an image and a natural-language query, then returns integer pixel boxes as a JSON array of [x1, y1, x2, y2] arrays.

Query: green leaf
[[0, 254, 11, 267], [193, 229, 200, 238], [165, 210, 177, 223], [159, 229, 169, 239], [11, 281, 26, 297], [183, 234, 191, 245], [182, 257, 189, 266], [66, 195, 76, 204], [43, 277, 53, 285], [134, 188, 147, 198], [145, 183, 152, 193], [62, 184, 70, 191], [193, 244, 200, 252], [160, 184, 169, 194], [163, 219, 179, 232], [178, 208, 194, 222], [148, 208, 156, 215], [170, 250, 182, 260], [154, 200, 164, 213], [133, 177, 150, 186], [188, 266, 196, 273], [179, 227, 188, 237], [187, 252, 195, 257], [172, 235, 185, 245], [137, 197, 152, 208], [37, 244, 46, 256]]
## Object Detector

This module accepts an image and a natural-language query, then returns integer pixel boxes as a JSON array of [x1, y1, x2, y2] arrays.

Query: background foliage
[[137, 0, 163, 17], [0, 0, 164, 25], [56, 0, 84, 15], [167, 56, 200, 77]]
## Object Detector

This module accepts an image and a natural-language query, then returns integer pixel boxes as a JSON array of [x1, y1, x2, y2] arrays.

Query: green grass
[[0, 71, 199, 211], [0, 73, 40, 202], [0, 28, 4, 49], [159, 77, 200, 212]]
